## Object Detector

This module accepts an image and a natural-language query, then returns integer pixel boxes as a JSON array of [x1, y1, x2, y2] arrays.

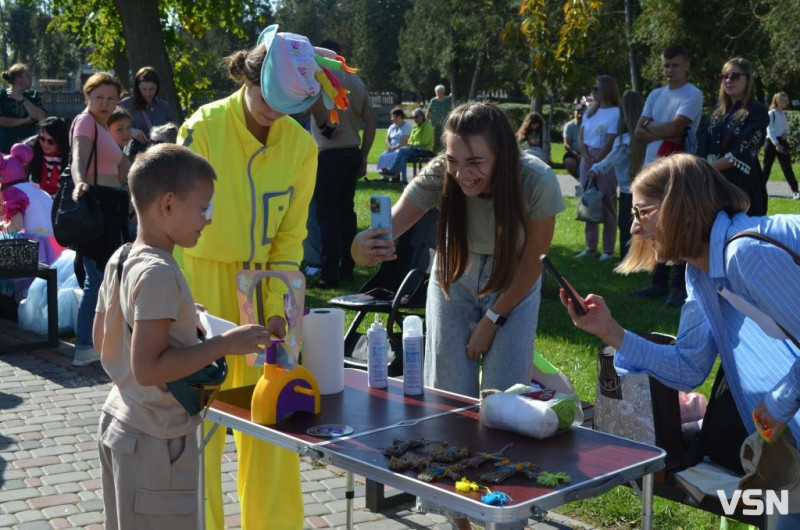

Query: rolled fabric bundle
[[480, 393, 559, 440]]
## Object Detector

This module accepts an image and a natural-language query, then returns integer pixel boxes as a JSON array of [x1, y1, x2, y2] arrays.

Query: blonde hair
[[586, 75, 621, 118], [769, 91, 789, 111], [82, 73, 123, 98], [712, 58, 754, 120], [616, 154, 749, 273], [620, 90, 645, 180], [1, 63, 28, 85]]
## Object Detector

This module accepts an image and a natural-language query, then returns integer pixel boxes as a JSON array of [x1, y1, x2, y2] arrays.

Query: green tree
[[503, 0, 603, 160], [350, 0, 412, 96], [397, 0, 518, 103], [52, 0, 270, 117]]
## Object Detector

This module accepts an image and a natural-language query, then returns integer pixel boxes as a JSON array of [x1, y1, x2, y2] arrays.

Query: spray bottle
[[402, 315, 424, 395], [367, 315, 388, 388]]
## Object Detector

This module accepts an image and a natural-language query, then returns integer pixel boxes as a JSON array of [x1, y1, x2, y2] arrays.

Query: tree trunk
[[112, 0, 182, 120], [545, 95, 554, 164], [113, 47, 131, 93], [624, 0, 641, 94], [468, 45, 484, 101]]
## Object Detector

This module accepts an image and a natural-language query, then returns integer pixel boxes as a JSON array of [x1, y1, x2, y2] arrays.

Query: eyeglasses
[[591, 86, 599, 92], [719, 72, 747, 82], [631, 203, 661, 223], [38, 135, 57, 146]]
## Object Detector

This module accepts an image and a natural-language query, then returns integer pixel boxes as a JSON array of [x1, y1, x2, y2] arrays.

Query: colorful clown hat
[[256, 25, 356, 121]]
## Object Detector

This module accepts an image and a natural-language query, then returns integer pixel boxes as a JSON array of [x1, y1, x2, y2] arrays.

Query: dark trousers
[[652, 262, 686, 291], [314, 147, 362, 283], [618, 192, 633, 260], [763, 138, 798, 193]]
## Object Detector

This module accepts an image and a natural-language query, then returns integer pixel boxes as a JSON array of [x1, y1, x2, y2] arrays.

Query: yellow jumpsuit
[[177, 87, 317, 529]]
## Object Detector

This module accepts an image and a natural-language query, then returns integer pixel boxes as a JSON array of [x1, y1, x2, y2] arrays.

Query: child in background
[[107, 107, 133, 159], [94, 144, 270, 530]]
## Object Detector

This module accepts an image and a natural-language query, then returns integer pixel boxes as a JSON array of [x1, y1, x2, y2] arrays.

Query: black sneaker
[[630, 284, 670, 298], [666, 287, 687, 308]]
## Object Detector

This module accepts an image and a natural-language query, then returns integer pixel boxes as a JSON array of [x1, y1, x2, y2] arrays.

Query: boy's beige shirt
[[96, 245, 200, 438]]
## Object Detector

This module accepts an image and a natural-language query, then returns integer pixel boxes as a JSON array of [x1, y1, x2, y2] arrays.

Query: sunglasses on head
[[631, 203, 661, 222], [38, 135, 57, 146], [719, 72, 747, 82]]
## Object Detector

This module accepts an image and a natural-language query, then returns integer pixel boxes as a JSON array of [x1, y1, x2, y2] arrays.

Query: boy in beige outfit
[[93, 144, 270, 529]]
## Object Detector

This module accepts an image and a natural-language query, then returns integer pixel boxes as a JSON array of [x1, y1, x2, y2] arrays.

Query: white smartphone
[[369, 195, 393, 241]]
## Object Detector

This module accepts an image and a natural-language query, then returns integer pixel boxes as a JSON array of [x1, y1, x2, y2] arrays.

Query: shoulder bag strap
[[84, 123, 98, 186], [140, 109, 153, 135], [116, 243, 133, 333], [724, 230, 800, 349]]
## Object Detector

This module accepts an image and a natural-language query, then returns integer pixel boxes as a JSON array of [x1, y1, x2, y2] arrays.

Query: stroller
[[329, 209, 437, 376]]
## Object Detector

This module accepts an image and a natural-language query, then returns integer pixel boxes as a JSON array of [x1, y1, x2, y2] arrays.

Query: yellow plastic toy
[[252, 338, 321, 425], [236, 269, 321, 425]]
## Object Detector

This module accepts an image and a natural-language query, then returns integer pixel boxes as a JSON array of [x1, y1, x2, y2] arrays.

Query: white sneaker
[[599, 252, 614, 261], [793, 191, 800, 200], [72, 347, 100, 366]]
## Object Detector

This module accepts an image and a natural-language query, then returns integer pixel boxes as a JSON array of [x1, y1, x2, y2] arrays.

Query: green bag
[[117, 244, 227, 416]]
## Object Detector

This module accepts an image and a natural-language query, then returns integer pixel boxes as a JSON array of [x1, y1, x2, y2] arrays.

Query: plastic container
[[367, 315, 388, 388], [402, 315, 424, 395]]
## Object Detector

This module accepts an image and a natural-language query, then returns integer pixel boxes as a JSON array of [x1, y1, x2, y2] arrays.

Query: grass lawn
[[305, 172, 800, 529]]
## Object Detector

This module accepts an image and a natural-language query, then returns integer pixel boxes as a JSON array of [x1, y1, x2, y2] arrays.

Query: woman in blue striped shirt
[[561, 154, 800, 521]]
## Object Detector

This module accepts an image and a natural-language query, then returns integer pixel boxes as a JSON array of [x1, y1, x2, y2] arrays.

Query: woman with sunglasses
[[559, 154, 800, 525], [576, 75, 621, 261], [698, 57, 769, 215], [27, 117, 69, 196]]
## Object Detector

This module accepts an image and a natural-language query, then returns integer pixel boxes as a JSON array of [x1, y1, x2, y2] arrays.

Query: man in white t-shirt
[[631, 44, 703, 307]]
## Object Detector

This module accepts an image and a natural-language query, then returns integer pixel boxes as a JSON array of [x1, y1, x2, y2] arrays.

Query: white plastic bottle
[[402, 315, 424, 395], [367, 315, 388, 388]]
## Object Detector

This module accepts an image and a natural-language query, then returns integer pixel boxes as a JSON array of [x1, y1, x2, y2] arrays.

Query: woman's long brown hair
[[437, 102, 526, 297]]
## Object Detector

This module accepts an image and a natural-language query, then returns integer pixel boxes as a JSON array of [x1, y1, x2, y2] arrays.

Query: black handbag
[[51, 125, 104, 247], [116, 244, 228, 416]]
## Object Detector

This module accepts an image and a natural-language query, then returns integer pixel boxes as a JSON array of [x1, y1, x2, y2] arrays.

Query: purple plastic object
[[275, 378, 316, 422], [265, 338, 285, 365]]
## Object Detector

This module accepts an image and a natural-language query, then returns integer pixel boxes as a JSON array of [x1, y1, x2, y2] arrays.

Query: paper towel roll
[[302, 308, 345, 394]]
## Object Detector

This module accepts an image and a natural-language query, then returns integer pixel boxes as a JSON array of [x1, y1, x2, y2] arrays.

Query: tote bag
[[576, 180, 604, 223], [51, 124, 103, 247]]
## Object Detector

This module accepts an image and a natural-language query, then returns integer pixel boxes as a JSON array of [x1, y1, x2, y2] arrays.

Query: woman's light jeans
[[424, 252, 541, 398]]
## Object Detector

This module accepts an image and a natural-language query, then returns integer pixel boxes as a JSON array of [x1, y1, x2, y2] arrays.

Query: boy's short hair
[[662, 44, 689, 61], [108, 106, 132, 127], [129, 144, 216, 213]]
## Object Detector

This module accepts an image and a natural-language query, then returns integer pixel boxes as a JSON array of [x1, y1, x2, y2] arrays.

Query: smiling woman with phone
[[352, 102, 564, 399], [560, 154, 800, 525]]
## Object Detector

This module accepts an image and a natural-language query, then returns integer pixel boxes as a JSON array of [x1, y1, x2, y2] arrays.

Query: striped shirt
[[615, 210, 800, 442]]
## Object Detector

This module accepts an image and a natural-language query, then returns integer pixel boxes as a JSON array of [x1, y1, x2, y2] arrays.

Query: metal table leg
[[641, 472, 654, 530], [346, 471, 354, 529]]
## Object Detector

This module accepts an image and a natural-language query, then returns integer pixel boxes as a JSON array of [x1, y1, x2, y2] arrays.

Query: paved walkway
[[0, 321, 591, 530]]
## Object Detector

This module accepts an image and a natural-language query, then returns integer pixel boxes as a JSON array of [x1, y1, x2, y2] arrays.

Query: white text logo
[[717, 489, 789, 516]]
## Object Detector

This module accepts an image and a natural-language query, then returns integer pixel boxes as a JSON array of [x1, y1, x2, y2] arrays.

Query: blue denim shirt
[[615, 210, 800, 442]]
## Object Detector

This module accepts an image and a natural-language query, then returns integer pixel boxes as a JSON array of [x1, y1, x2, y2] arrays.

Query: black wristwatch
[[485, 309, 507, 327]]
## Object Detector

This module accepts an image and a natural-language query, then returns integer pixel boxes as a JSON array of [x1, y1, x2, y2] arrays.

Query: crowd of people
[[1, 30, 799, 530]]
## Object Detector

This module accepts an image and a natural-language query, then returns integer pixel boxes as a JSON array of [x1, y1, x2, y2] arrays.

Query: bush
[[785, 110, 800, 155]]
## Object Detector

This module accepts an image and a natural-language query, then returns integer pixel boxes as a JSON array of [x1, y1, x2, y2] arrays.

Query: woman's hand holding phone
[[557, 285, 625, 350]]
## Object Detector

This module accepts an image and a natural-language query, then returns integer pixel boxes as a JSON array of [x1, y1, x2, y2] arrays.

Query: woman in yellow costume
[[177, 25, 353, 529]]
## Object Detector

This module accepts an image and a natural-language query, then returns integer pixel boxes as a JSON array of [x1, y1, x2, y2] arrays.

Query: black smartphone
[[539, 254, 587, 316]]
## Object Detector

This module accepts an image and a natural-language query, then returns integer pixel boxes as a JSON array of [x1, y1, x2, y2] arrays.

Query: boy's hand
[[220, 324, 270, 355]]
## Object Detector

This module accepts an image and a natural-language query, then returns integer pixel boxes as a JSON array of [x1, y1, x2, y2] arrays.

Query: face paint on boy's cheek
[[204, 194, 215, 221]]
